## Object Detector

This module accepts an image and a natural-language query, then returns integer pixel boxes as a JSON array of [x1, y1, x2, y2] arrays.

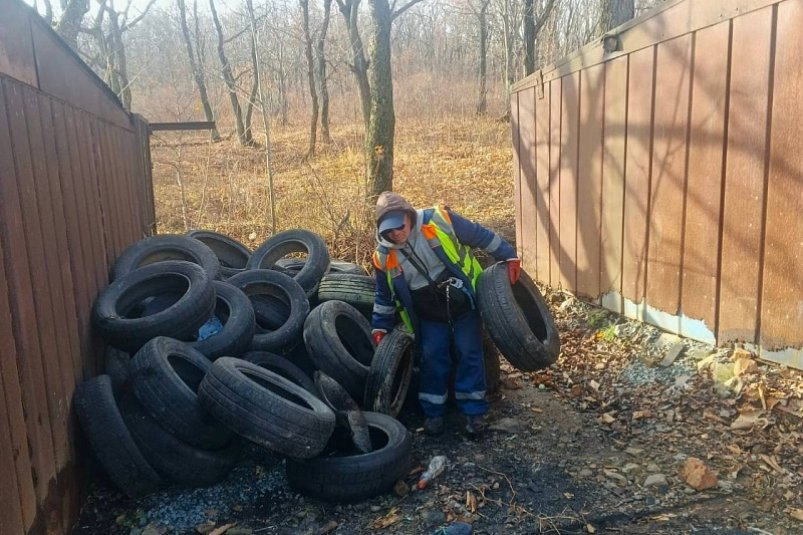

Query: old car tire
[[243, 351, 316, 393], [187, 230, 251, 279], [198, 358, 335, 458], [92, 261, 216, 353], [130, 337, 232, 449], [227, 269, 309, 352], [477, 263, 560, 371], [247, 229, 330, 296], [189, 281, 255, 360], [363, 329, 414, 418], [286, 412, 411, 502], [74, 375, 162, 497], [119, 393, 240, 487], [105, 346, 132, 393], [303, 300, 374, 401], [317, 274, 375, 314], [328, 260, 366, 275], [111, 234, 221, 281]]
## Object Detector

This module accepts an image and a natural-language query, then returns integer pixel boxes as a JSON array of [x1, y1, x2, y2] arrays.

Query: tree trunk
[[178, 0, 220, 141], [317, 0, 333, 144], [300, 0, 319, 158], [244, 16, 259, 143], [276, 43, 289, 126], [476, 0, 489, 115], [336, 0, 371, 129], [524, 0, 535, 75], [602, 0, 635, 31], [55, 0, 90, 50], [209, 0, 252, 146], [366, 0, 394, 197]]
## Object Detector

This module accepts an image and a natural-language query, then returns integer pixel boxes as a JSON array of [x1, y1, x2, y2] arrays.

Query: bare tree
[[602, 0, 635, 32], [335, 0, 372, 129], [473, 0, 490, 115], [209, 0, 253, 146], [177, 0, 221, 141], [524, 0, 556, 75], [300, 0, 319, 158], [316, 0, 334, 144], [56, 0, 90, 49]]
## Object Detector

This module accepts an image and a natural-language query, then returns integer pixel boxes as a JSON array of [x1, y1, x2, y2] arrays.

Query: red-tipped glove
[[372, 330, 386, 346], [507, 258, 521, 285]]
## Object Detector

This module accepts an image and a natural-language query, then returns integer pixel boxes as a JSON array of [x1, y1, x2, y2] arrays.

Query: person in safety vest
[[371, 192, 521, 437]]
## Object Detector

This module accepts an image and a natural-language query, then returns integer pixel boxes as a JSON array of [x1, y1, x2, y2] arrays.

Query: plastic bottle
[[418, 455, 447, 489]]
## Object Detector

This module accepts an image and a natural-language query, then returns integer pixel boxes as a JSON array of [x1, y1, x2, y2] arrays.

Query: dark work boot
[[464, 414, 486, 438], [423, 416, 444, 436]]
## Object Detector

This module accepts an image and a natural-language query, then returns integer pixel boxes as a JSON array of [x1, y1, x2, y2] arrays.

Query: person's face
[[386, 214, 412, 244]]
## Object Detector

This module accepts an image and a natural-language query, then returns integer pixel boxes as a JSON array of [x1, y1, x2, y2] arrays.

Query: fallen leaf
[[632, 410, 652, 420], [209, 523, 236, 535], [317, 520, 339, 534], [601, 412, 616, 424], [530, 407, 543, 414], [586, 524, 596, 533], [371, 507, 402, 530], [680, 458, 717, 491], [730, 410, 768, 430], [589, 379, 600, 391], [789, 509, 803, 522], [466, 491, 477, 513], [759, 454, 785, 474]]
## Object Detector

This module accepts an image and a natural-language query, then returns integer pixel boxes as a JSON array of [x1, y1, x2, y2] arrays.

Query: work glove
[[371, 330, 386, 346], [506, 258, 521, 285]]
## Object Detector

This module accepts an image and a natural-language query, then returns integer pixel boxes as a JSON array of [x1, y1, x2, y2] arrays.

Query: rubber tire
[[119, 393, 240, 487], [317, 274, 375, 313], [190, 281, 255, 360], [251, 294, 291, 331], [314, 372, 372, 454], [187, 230, 251, 279], [303, 300, 375, 401], [198, 357, 335, 458], [363, 329, 414, 418], [130, 337, 232, 449], [476, 263, 560, 371], [105, 346, 132, 393], [286, 412, 411, 503], [92, 261, 216, 353], [74, 375, 163, 497], [329, 260, 366, 275], [246, 229, 330, 296], [243, 351, 316, 394], [227, 269, 309, 352], [111, 234, 221, 281]]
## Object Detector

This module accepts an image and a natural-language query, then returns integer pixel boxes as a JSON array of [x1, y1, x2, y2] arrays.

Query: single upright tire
[[189, 281, 255, 360], [74, 375, 162, 497], [363, 329, 414, 418], [303, 300, 375, 401], [476, 263, 560, 371], [92, 261, 216, 353], [317, 274, 375, 313], [111, 234, 221, 281], [187, 230, 251, 279], [247, 230, 330, 295], [130, 337, 232, 449], [286, 412, 411, 502], [199, 358, 335, 458], [227, 269, 309, 352]]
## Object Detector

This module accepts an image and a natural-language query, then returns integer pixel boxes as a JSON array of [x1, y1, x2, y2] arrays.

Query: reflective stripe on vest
[[372, 248, 414, 333], [420, 205, 483, 290]]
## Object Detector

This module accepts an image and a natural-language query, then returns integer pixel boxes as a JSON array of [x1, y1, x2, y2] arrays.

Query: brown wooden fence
[[511, 0, 802, 369], [0, 1, 155, 533]]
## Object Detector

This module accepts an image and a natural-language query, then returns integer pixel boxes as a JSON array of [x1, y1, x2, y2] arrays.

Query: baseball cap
[[378, 210, 406, 234]]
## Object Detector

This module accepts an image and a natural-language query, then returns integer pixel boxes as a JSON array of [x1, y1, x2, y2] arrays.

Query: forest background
[[26, 0, 665, 267]]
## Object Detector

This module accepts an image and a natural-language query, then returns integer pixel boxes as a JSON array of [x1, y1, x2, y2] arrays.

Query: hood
[[375, 191, 417, 249]]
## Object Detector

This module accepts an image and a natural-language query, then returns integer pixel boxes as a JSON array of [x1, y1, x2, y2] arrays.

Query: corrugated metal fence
[[0, 1, 155, 533], [511, 0, 802, 368]]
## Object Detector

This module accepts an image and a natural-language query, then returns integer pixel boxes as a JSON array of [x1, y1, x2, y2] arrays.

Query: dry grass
[[150, 114, 515, 268]]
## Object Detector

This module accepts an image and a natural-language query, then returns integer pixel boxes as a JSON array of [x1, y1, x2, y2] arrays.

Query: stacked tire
[[77, 228, 413, 501]]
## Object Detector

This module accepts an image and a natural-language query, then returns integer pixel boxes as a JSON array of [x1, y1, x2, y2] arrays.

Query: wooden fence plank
[[761, 0, 803, 351], [535, 77, 552, 284], [518, 87, 538, 272], [549, 78, 562, 288], [559, 72, 580, 292], [680, 22, 729, 342], [0, 370, 25, 535], [646, 34, 692, 328], [512, 93, 523, 261], [0, 78, 60, 533], [622, 46, 655, 310], [718, 7, 773, 343], [576, 63, 605, 299], [600, 55, 628, 311], [0, 239, 35, 534]]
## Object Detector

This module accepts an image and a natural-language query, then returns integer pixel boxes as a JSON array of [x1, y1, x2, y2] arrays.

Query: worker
[[371, 192, 520, 437]]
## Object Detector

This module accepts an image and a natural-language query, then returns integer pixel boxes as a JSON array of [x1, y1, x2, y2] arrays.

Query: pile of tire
[[74, 229, 412, 502]]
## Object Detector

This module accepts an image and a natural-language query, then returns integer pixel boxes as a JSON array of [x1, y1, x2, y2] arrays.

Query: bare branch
[[391, 0, 425, 21]]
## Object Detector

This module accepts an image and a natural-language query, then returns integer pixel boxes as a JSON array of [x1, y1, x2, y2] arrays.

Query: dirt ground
[[74, 288, 803, 535]]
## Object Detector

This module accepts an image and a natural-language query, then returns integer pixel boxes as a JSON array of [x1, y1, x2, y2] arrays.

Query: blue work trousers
[[418, 310, 487, 417]]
